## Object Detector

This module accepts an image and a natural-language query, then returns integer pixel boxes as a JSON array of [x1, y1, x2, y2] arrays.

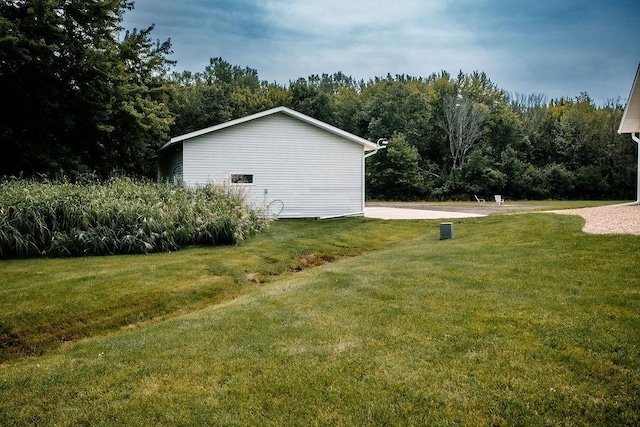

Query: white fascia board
[[619, 62, 640, 134], [158, 106, 378, 152]]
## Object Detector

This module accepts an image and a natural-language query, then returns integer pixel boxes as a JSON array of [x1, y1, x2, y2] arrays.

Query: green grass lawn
[[1, 205, 639, 425]]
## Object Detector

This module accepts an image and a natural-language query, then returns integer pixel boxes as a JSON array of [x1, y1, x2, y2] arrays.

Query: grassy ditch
[[1, 211, 639, 425], [0, 177, 269, 258], [0, 217, 422, 361]]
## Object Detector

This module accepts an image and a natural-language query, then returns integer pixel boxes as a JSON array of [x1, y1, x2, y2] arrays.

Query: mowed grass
[[1, 209, 639, 425], [0, 218, 414, 361]]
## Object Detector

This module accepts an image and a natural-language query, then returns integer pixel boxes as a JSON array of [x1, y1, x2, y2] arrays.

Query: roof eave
[[618, 62, 640, 134]]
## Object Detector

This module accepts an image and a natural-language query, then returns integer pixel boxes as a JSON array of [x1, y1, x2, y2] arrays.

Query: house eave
[[618, 62, 640, 134]]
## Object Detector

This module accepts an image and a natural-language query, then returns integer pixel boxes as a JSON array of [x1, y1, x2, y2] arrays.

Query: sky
[[121, 0, 640, 106]]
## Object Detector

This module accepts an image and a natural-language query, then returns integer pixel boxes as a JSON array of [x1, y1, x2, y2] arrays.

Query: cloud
[[252, 0, 485, 81], [264, 0, 442, 34], [122, 0, 640, 104]]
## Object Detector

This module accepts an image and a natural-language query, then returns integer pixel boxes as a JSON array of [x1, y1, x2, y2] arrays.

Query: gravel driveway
[[549, 204, 640, 235]]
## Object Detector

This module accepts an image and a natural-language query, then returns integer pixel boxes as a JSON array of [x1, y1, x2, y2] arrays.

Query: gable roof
[[159, 106, 378, 152], [618, 62, 640, 134]]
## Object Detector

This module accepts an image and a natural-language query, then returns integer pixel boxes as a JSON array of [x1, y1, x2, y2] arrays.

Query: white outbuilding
[[157, 106, 384, 218]]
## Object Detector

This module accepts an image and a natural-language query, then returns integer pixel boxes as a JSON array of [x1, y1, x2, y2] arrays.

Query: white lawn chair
[[494, 195, 505, 205], [474, 195, 486, 203]]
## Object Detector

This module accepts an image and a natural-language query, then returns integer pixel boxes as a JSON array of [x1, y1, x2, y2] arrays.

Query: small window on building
[[231, 174, 254, 184]]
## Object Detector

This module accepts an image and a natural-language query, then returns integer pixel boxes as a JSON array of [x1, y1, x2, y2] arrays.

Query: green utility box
[[440, 222, 454, 240]]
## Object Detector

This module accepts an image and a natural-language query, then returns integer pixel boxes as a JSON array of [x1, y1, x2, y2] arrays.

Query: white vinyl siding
[[182, 113, 365, 218]]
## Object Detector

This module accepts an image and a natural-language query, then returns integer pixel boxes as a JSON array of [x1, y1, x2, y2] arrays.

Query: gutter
[[364, 138, 389, 159]]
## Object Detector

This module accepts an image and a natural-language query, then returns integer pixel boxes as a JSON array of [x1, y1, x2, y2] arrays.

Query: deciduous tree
[[0, 0, 174, 177], [438, 94, 488, 170]]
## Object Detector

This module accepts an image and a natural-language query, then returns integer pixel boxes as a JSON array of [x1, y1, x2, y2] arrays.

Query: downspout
[[633, 133, 640, 204], [362, 139, 388, 212], [364, 148, 380, 159]]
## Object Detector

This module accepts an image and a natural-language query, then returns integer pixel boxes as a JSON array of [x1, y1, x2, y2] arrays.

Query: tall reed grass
[[0, 177, 270, 258]]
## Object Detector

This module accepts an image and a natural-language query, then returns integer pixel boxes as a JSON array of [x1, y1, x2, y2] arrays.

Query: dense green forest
[[1, 0, 636, 200]]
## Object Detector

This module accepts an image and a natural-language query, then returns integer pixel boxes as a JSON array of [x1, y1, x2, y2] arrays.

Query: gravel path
[[549, 204, 640, 235]]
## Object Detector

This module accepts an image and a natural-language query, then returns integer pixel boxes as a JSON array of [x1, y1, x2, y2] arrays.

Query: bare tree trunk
[[438, 95, 488, 170]]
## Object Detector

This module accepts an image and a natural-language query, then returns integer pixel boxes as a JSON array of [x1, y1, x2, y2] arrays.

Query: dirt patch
[[296, 253, 329, 270], [245, 272, 265, 283], [0, 326, 34, 362]]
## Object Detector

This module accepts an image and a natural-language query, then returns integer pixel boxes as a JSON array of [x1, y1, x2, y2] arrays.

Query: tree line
[[1, 1, 636, 200]]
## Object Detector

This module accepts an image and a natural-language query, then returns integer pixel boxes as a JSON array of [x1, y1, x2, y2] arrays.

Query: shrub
[[0, 178, 270, 258]]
